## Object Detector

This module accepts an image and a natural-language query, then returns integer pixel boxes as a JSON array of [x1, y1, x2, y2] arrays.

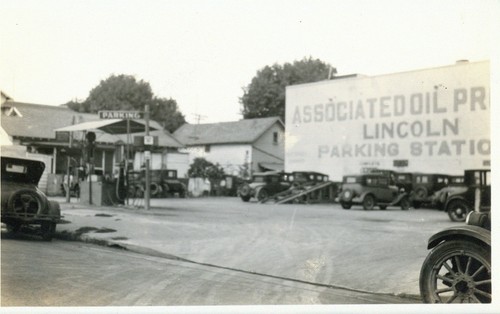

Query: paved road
[[52, 197, 457, 297], [1, 236, 414, 306]]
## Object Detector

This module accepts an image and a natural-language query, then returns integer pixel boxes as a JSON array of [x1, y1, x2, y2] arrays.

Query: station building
[[285, 60, 490, 181]]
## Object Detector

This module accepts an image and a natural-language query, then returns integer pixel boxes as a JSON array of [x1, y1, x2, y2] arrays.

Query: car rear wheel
[[379, 205, 387, 210], [362, 195, 375, 210], [447, 200, 471, 222], [41, 221, 56, 241], [419, 240, 491, 303], [415, 187, 428, 199], [240, 195, 250, 202]]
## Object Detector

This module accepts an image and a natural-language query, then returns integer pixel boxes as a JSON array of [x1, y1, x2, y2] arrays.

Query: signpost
[[98, 110, 145, 206], [98, 111, 143, 119]]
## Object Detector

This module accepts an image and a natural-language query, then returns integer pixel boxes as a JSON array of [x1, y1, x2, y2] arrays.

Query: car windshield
[[345, 177, 357, 183]]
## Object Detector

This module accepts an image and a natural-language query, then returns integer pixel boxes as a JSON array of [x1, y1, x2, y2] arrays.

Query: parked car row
[[237, 168, 491, 222], [237, 171, 330, 202]]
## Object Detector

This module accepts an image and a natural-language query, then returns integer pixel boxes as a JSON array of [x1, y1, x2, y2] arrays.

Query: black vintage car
[[410, 173, 451, 208], [430, 175, 466, 210], [128, 169, 186, 198], [369, 169, 413, 193], [444, 169, 490, 222], [237, 171, 291, 202], [1, 156, 62, 241], [419, 210, 491, 303], [338, 173, 410, 210], [289, 171, 329, 186]]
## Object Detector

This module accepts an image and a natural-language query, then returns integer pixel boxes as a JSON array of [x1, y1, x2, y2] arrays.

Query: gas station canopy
[[55, 119, 157, 135]]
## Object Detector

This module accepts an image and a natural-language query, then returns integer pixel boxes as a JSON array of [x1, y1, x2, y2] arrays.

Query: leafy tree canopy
[[188, 158, 226, 182], [64, 74, 186, 133], [240, 57, 335, 122]]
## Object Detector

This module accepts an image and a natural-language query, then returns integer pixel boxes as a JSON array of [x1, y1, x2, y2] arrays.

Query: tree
[[240, 57, 335, 122], [64, 74, 186, 133], [188, 158, 226, 182]]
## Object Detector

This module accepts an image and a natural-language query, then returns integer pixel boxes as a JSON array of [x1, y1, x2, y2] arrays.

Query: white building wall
[[285, 61, 490, 181], [134, 151, 189, 177], [180, 144, 252, 176]]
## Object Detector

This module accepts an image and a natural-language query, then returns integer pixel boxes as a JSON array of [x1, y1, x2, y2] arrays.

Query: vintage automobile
[[419, 210, 491, 303], [1, 156, 62, 241], [160, 169, 187, 198], [430, 175, 466, 210], [410, 173, 450, 208], [369, 169, 413, 193], [128, 169, 186, 198], [338, 173, 410, 210], [445, 169, 490, 222], [237, 171, 291, 202], [289, 171, 329, 186]]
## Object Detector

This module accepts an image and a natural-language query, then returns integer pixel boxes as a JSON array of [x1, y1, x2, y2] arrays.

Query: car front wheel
[[419, 240, 491, 303], [257, 189, 269, 201], [362, 195, 375, 210], [400, 197, 410, 210], [447, 200, 471, 222], [340, 202, 351, 209]]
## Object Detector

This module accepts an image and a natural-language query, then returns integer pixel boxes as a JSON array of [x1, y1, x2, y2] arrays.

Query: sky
[[0, 0, 498, 124]]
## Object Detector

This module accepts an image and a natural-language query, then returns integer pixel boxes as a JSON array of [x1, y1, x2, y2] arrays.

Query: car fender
[[254, 186, 264, 196], [427, 225, 491, 249], [358, 191, 373, 202], [48, 200, 62, 218]]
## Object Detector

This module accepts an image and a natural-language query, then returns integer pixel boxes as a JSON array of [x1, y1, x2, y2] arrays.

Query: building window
[[273, 132, 278, 144], [204, 145, 210, 153]]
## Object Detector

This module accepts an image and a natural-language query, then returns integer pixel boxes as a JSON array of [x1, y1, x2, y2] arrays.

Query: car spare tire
[[7, 189, 46, 215]]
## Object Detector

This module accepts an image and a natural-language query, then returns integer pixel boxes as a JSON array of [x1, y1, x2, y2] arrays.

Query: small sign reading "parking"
[[98, 111, 143, 119]]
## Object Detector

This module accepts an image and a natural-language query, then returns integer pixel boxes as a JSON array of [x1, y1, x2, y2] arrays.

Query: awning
[[55, 119, 157, 135], [258, 162, 284, 172]]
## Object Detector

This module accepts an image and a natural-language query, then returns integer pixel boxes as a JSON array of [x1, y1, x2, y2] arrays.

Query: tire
[[415, 187, 428, 199], [379, 205, 387, 210], [7, 189, 45, 215], [447, 200, 471, 222], [400, 197, 410, 210], [362, 194, 375, 210], [419, 240, 491, 303], [413, 201, 422, 209], [240, 195, 250, 202], [340, 202, 351, 209], [257, 189, 269, 201], [41, 222, 56, 241]]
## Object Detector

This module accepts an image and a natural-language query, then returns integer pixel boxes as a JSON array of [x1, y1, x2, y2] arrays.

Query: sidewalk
[[51, 197, 423, 301]]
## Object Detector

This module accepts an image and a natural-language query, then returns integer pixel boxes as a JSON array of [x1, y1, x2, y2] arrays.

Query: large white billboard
[[285, 61, 490, 181]]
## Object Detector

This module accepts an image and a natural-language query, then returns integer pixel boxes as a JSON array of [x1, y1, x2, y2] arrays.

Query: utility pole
[[145, 104, 150, 210]]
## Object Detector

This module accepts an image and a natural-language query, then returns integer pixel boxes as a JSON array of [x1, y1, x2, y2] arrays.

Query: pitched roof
[[0, 101, 183, 148], [173, 117, 284, 146]]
